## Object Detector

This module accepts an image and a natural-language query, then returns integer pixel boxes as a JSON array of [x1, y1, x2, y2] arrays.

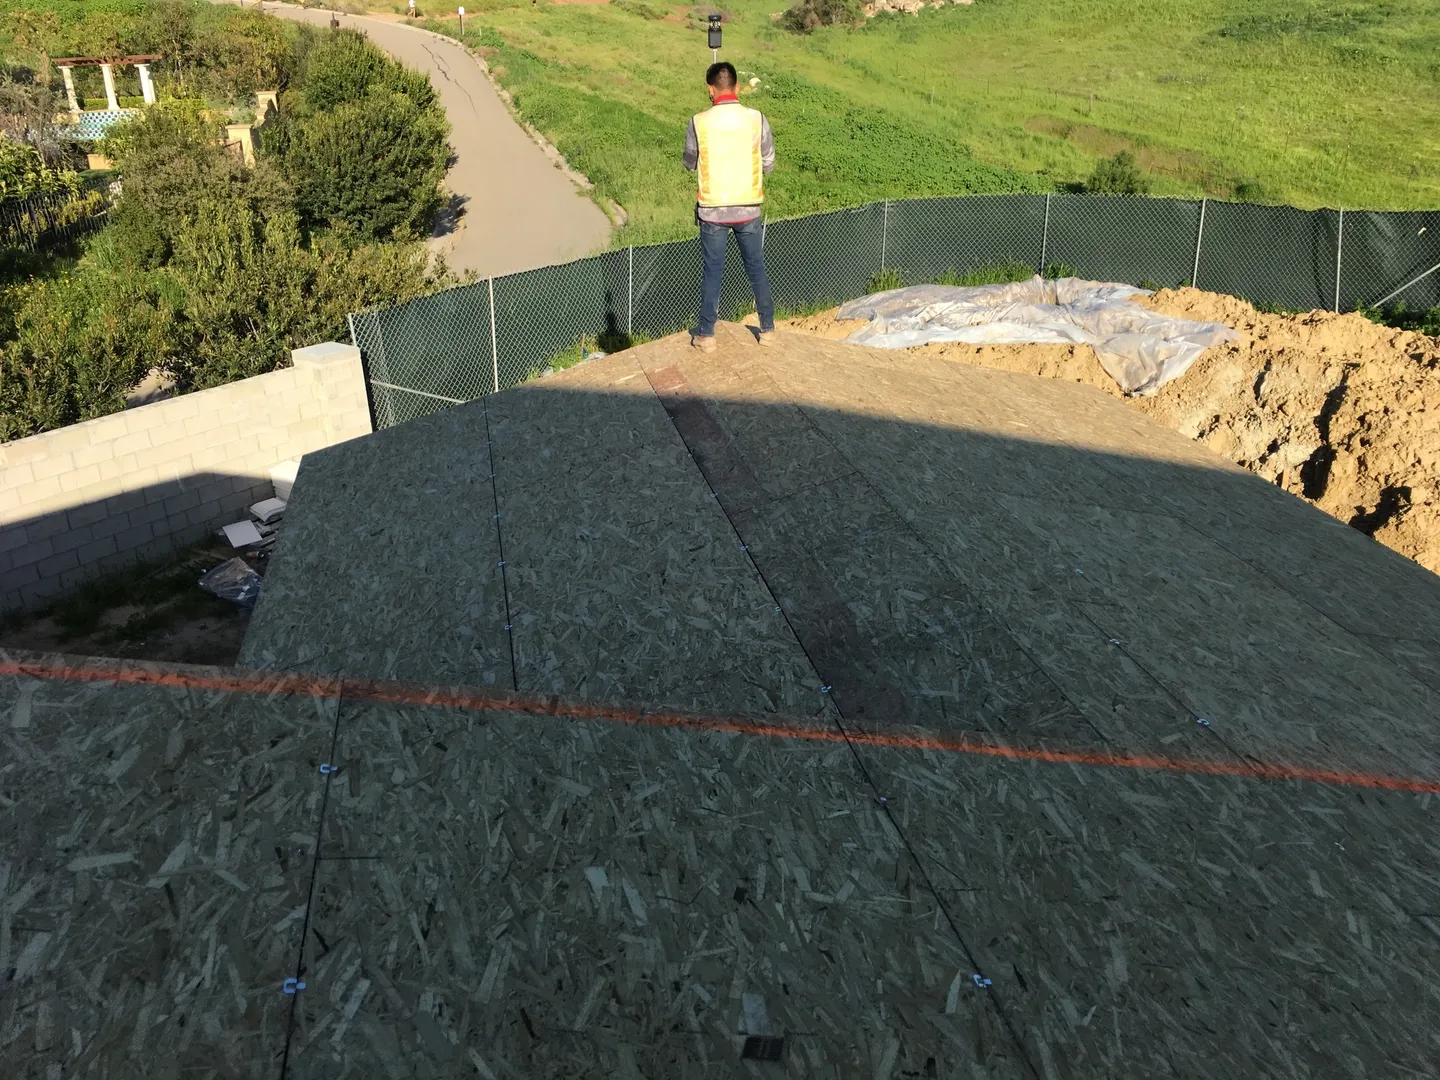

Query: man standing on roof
[[683, 62, 776, 353]]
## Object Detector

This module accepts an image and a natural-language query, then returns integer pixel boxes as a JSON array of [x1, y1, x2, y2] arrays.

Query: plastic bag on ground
[[836, 277, 1238, 395], [198, 557, 262, 609]]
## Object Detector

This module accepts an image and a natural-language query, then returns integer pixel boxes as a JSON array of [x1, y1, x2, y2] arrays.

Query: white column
[[100, 63, 119, 111], [60, 66, 80, 114], [137, 64, 156, 105]]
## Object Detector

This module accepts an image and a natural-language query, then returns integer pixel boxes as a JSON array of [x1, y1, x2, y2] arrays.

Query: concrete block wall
[[0, 342, 371, 613]]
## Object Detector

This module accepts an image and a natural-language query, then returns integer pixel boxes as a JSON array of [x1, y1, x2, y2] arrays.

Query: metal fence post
[[1192, 197, 1207, 288], [1334, 207, 1345, 313], [627, 245, 634, 336], [1370, 261, 1440, 310], [881, 199, 890, 271], [1040, 193, 1051, 273], [488, 276, 499, 394]]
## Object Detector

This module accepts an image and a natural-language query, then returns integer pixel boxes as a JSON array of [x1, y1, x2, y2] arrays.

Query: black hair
[[706, 62, 737, 91]]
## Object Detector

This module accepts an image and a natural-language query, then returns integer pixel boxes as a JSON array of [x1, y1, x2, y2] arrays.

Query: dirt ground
[[0, 541, 256, 665], [774, 290, 1440, 573]]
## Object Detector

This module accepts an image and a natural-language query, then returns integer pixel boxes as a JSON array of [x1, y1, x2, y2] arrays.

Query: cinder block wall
[[0, 342, 371, 613]]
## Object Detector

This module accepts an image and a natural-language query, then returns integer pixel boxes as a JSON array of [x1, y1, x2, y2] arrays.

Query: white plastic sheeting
[[836, 277, 1238, 395]]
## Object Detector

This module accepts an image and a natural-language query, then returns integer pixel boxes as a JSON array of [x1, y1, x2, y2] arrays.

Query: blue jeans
[[696, 216, 775, 337]]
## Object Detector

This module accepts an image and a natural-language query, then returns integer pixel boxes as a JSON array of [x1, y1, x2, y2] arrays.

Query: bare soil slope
[[774, 291, 1440, 572]]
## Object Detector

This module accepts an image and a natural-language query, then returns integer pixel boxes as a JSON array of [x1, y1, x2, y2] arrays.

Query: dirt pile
[[775, 289, 1440, 573]]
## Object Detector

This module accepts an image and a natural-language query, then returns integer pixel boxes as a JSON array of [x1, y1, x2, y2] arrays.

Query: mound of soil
[[774, 289, 1440, 573]]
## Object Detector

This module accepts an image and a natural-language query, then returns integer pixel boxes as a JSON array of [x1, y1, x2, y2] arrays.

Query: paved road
[[229, 2, 612, 277]]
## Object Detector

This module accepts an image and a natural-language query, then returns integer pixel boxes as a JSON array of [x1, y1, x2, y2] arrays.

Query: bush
[[102, 104, 293, 268], [0, 264, 175, 441], [159, 198, 451, 389], [613, 0, 669, 17], [0, 134, 81, 201], [1233, 179, 1269, 203], [781, 0, 864, 33], [195, 8, 296, 99], [280, 89, 449, 240], [298, 29, 436, 112], [1084, 150, 1150, 195], [867, 267, 903, 292]]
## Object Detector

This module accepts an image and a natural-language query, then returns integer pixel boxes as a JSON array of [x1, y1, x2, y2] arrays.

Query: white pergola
[[53, 55, 163, 114]]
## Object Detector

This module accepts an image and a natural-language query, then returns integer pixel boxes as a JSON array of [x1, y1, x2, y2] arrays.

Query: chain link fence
[[352, 194, 1440, 430]]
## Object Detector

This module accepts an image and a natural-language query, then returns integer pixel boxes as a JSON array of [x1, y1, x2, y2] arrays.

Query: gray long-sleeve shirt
[[683, 102, 775, 224]]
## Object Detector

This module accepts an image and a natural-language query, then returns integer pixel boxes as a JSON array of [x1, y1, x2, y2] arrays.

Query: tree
[[299, 29, 435, 112], [3, 10, 61, 86], [102, 104, 293, 267], [281, 89, 449, 240], [0, 70, 69, 165], [161, 198, 450, 388], [143, 0, 199, 95], [1085, 150, 1151, 195], [199, 9, 295, 100]]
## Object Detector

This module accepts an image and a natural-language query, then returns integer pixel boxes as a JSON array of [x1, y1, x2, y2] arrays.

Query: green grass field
[[404, 0, 1440, 244]]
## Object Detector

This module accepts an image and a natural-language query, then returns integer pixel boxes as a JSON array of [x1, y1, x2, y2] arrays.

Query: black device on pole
[[707, 14, 722, 50]]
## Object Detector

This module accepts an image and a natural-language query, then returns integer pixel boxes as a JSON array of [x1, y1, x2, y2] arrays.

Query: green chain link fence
[[351, 194, 1440, 430]]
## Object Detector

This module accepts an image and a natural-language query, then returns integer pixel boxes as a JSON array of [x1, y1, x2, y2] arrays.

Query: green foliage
[[780, 0, 864, 34], [0, 262, 174, 441], [612, 1, 670, 19], [1233, 179, 1269, 203], [254, 30, 449, 239], [0, 206, 451, 439], [298, 29, 436, 112], [867, 267, 903, 292], [1359, 301, 1440, 336], [419, 19, 505, 50], [191, 8, 296, 98], [102, 105, 292, 267], [934, 260, 1036, 286], [0, 134, 80, 200], [1085, 150, 1151, 195], [1, 1, 299, 107], [279, 90, 449, 240], [1217, 5, 1392, 43], [1, 15, 456, 440]]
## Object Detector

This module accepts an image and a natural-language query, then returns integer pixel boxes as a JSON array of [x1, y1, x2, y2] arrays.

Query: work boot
[[691, 334, 717, 354], [755, 330, 775, 348]]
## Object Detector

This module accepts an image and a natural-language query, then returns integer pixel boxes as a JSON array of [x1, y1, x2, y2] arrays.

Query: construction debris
[[250, 497, 287, 526], [836, 277, 1237, 395], [197, 557, 262, 608], [220, 519, 264, 548]]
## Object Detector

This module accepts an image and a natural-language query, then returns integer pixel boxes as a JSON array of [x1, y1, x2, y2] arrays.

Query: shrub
[[159, 198, 451, 389], [0, 134, 81, 201], [102, 104, 294, 268], [1085, 150, 1150, 195], [867, 267, 903, 292], [299, 29, 436, 112], [280, 89, 450, 240], [0, 265, 175, 441], [613, 0, 669, 18], [1233, 179, 1269, 203], [781, 0, 864, 34]]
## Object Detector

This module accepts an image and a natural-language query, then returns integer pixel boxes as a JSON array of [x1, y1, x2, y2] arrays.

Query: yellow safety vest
[[694, 103, 764, 208]]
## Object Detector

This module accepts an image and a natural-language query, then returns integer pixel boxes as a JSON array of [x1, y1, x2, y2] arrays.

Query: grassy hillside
[[393, 0, 1440, 244]]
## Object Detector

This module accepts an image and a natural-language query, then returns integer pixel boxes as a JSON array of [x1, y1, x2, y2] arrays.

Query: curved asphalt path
[[223, 1, 612, 277]]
